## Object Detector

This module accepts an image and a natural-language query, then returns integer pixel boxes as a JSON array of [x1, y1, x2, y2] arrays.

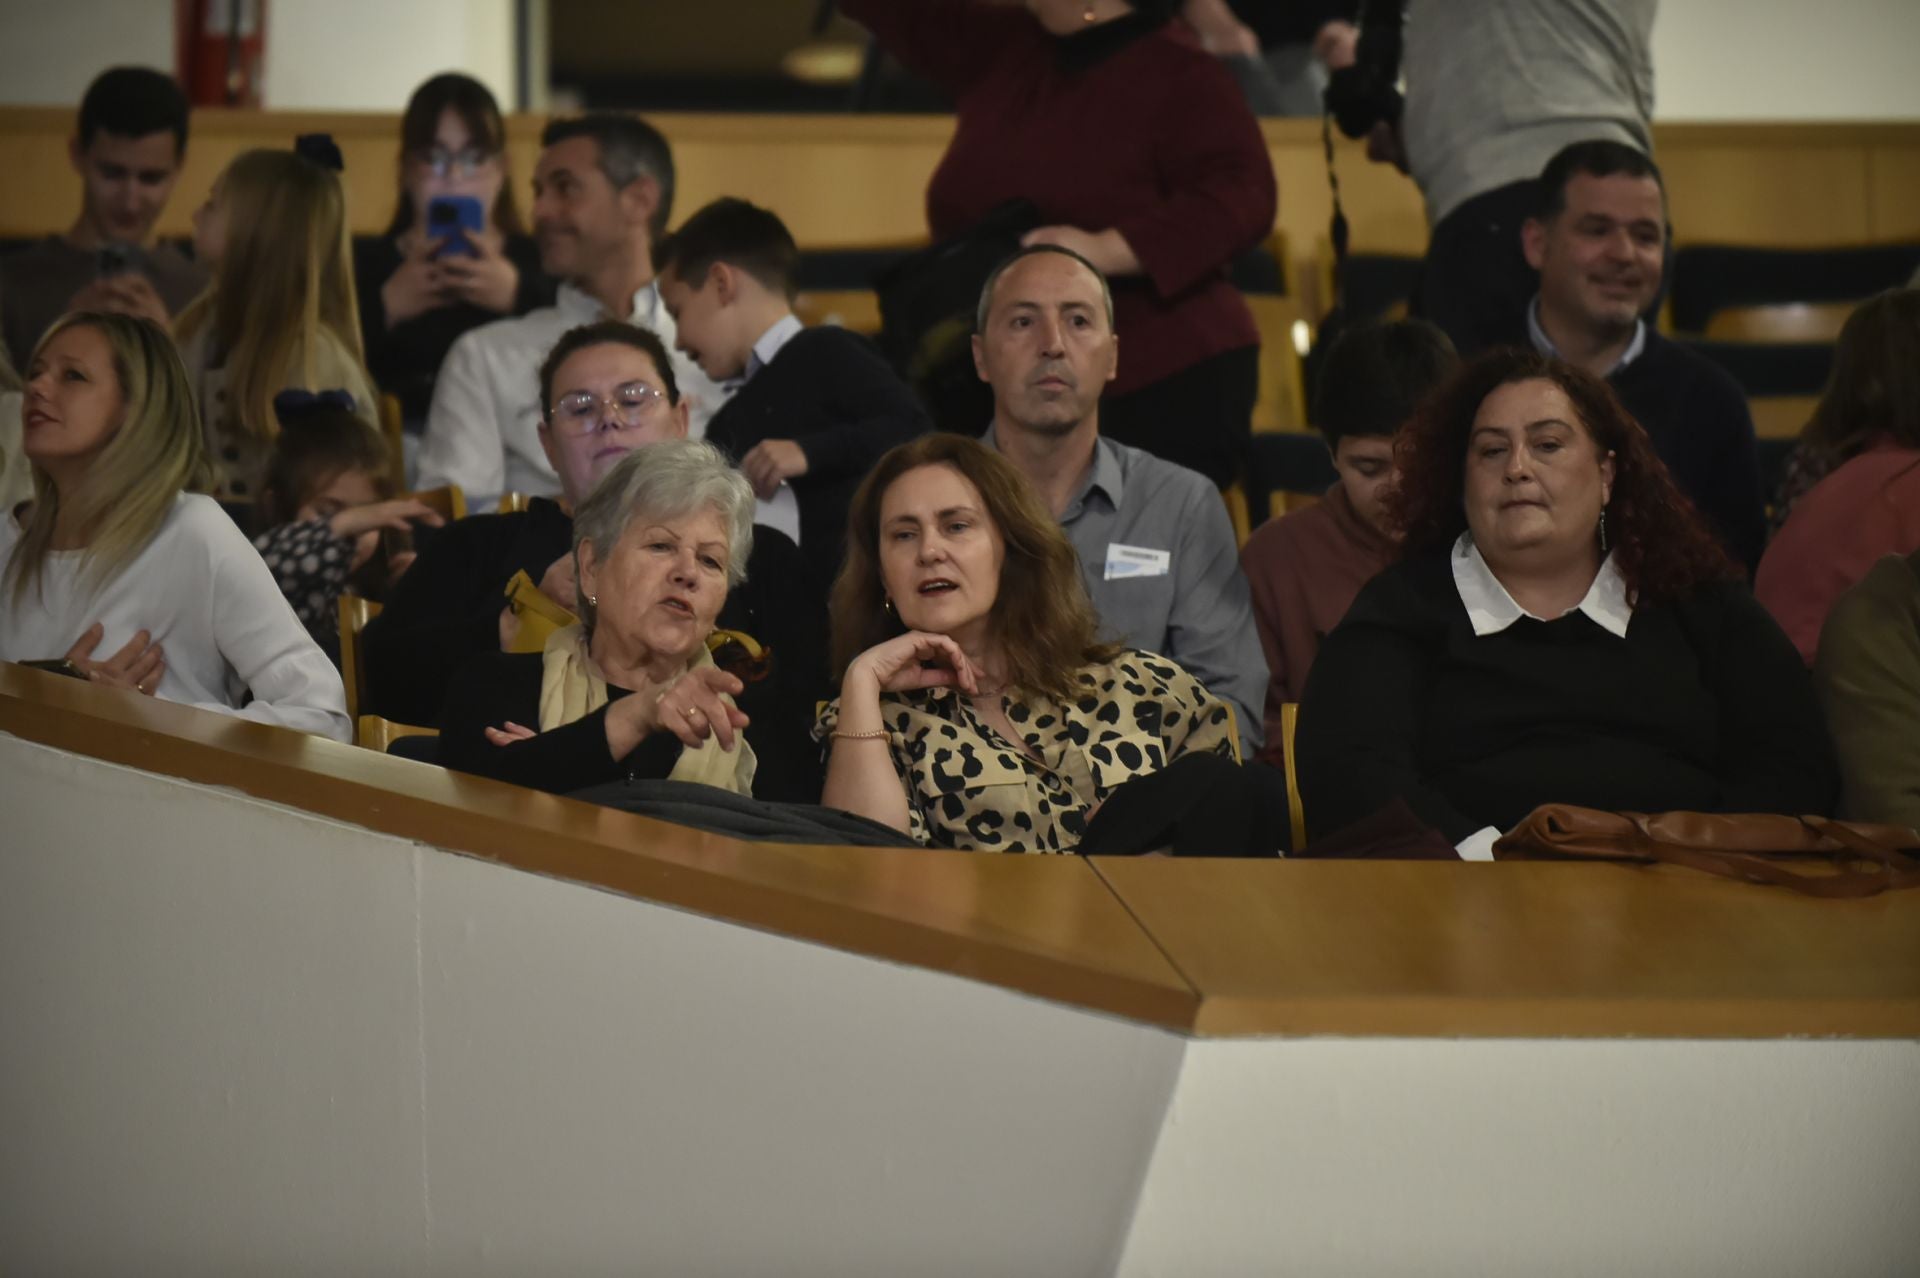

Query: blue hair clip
[[293, 133, 345, 173], [274, 388, 359, 421]]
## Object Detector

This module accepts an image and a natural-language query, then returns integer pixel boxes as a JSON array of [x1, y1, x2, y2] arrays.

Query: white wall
[[0, 0, 516, 111], [1652, 0, 1920, 120], [0, 0, 174, 106], [0, 736, 1184, 1274], [261, 0, 516, 111], [1120, 1039, 1920, 1277]]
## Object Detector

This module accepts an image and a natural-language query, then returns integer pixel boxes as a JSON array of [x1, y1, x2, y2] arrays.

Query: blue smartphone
[[426, 196, 485, 258]]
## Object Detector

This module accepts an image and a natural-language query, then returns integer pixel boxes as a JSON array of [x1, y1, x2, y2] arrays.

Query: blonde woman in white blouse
[[1, 311, 349, 741]]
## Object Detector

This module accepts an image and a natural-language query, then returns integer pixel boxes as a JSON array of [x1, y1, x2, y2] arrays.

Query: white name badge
[[1104, 542, 1171, 581]]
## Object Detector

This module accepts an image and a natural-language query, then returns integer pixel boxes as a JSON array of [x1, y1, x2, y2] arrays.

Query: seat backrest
[[377, 393, 406, 493], [1704, 302, 1856, 344], [337, 595, 383, 722], [356, 714, 438, 753], [1749, 394, 1820, 441], [410, 485, 467, 522], [1280, 702, 1305, 854], [1244, 431, 1338, 531], [793, 290, 883, 335], [1678, 338, 1835, 398], [1669, 243, 1920, 333], [1244, 294, 1310, 432]]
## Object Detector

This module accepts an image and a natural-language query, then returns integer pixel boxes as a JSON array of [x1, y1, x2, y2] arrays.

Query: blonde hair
[[5, 312, 212, 604], [174, 148, 368, 443]]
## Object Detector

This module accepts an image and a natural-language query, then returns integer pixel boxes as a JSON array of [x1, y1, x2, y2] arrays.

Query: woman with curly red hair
[[1296, 348, 1837, 856]]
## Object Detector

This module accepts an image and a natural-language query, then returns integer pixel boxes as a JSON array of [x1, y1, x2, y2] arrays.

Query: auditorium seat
[[338, 594, 382, 722], [1747, 393, 1819, 440], [410, 485, 467, 523], [1677, 338, 1834, 398], [1243, 431, 1337, 530], [378, 393, 407, 491], [1315, 242, 1422, 323], [1704, 301, 1855, 343], [1667, 243, 1920, 334], [793, 289, 882, 334]]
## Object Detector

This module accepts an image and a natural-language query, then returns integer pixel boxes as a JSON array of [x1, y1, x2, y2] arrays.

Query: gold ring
[[684, 705, 706, 722]]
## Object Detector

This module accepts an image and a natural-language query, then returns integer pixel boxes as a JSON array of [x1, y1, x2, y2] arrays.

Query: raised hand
[[846, 630, 980, 698]]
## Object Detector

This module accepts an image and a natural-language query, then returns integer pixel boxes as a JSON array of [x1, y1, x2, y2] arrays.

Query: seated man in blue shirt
[[657, 197, 929, 597], [974, 244, 1267, 758]]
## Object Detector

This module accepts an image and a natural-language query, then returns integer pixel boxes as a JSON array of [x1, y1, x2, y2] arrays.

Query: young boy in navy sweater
[[657, 198, 929, 596]]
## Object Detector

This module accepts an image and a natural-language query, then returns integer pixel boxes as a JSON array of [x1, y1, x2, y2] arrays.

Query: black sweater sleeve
[[1684, 583, 1842, 815], [360, 516, 516, 726], [436, 651, 679, 793], [1684, 375, 1768, 576], [1296, 565, 1481, 843], [790, 331, 932, 481]]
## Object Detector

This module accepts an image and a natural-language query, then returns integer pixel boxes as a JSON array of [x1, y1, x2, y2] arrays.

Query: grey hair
[[570, 439, 755, 630], [975, 244, 1116, 334]]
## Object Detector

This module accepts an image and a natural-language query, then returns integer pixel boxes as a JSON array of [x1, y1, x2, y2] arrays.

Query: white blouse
[[1, 492, 350, 741]]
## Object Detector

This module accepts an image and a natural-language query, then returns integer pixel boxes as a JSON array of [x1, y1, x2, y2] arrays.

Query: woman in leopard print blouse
[[816, 435, 1237, 852]]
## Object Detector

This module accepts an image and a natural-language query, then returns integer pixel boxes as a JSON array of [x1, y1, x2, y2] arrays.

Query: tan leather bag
[[1493, 806, 1920, 898]]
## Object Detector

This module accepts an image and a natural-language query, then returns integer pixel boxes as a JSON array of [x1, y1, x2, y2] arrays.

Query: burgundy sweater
[[844, 0, 1277, 396]]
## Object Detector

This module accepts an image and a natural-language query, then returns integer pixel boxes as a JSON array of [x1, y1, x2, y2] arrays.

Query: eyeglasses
[[548, 382, 670, 434], [419, 146, 493, 179]]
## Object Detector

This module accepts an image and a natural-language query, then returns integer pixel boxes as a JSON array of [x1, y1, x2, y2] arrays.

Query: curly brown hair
[[1389, 347, 1737, 604], [830, 434, 1118, 699]]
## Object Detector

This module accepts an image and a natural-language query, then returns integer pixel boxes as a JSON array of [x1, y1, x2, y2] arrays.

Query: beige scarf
[[538, 624, 756, 794]]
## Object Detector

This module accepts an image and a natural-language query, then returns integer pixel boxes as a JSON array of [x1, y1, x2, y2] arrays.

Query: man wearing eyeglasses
[[415, 112, 727, 512], [362, 321, 823, 766]]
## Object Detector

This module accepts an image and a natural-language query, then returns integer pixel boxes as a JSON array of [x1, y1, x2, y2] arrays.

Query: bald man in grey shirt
[[974, 245, 1266, 758]]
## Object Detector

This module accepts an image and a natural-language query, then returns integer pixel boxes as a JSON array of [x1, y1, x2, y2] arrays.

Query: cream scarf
[[538, 623, 756, 794]]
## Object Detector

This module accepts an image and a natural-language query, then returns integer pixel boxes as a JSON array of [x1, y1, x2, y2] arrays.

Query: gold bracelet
[[831, 727, 890, 741]]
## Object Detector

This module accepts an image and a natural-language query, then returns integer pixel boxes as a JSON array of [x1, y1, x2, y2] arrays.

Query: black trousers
[[1099, 344, 1260, 489], [1409, 179, 1540, 358]]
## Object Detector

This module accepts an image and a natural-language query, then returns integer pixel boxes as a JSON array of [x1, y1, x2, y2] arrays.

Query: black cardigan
[[361, 498, 577, 727], [1296, 550, 1839, 843], [703, 325, 929, 594], [437, 651, 680, 793]]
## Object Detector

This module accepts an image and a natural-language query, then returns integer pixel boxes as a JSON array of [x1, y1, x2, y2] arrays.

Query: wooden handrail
[[6, 660, 1919, 1038]]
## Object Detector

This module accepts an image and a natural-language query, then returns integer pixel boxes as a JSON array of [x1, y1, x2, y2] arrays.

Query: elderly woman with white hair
[[437, 438, 767, 795]]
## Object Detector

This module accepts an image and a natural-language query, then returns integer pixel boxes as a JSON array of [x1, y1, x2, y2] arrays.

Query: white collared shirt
[[1449, 532, 1632, 639], [1526, 294, 1646, 377], [1449, 532, 1633, 860], [745, 313, 804, 382], [415, 280, 729, 510], [738, 312, 809, 545]]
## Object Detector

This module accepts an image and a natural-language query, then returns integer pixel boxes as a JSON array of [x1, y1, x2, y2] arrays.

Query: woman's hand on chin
[[846, 631, 981, 698]]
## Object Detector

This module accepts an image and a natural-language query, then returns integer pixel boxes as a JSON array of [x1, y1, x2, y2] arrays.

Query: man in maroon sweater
[[840, 0, 1277, 487], [1239, 319, 1457, 765]]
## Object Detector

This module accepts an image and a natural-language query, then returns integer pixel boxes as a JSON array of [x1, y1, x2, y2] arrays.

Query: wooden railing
[[6, 659, 1917, 1039]]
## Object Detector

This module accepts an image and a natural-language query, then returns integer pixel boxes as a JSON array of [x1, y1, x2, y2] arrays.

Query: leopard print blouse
[[814, 649, 1237, 852]]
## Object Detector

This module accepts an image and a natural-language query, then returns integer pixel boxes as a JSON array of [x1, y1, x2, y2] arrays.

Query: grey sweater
[[1402, 0, 1657, 226]]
